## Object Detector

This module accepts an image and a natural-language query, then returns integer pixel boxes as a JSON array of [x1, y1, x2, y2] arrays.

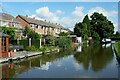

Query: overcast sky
[[1, 2, 118, 32]]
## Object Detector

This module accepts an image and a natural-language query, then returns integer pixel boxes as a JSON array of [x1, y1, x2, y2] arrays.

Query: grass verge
[[113, 41, 120, 59]]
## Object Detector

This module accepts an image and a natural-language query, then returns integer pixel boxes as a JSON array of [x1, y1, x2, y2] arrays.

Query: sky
[[1, 2, 118, 32]]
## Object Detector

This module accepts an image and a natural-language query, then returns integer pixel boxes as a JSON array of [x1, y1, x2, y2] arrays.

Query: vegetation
[[23, 26, 41, 40], [1, 26, 16, 41], [114, 41, 120, 59], [26, 45, 59, 52], [59, 32, 68, 36], [110, 31, 120, 40], [47, 35, 56, 46], [56, 37, 72, 49], [74, 12, 114, 42]]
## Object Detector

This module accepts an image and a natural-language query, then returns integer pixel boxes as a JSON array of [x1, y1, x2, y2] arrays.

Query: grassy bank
[[114, 41, 120, 59]]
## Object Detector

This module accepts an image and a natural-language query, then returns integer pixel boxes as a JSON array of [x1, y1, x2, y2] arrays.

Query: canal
[[0, 43, 120, 79]]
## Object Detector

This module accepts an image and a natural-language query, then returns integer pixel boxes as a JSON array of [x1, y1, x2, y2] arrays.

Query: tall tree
[[90, 12, 114, 39], [83, 14, 91, 37], [74, 22, 88, 40]]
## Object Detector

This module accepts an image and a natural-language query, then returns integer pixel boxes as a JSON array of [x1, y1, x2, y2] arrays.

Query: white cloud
[[36, 7, 59, 23], [88, 7, 118, 18], [72, 6, 84, 18], [55, 10, 64, 15], [29, 6, 117, 32], [114, 24, 118, 33]]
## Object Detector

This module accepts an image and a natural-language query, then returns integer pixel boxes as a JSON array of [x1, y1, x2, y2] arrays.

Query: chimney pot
[[33, 17, 35, 19]]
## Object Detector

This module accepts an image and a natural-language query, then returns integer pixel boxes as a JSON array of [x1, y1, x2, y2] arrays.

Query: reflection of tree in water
[[5, 49, 73, 78], [74, 44, 114, 72]]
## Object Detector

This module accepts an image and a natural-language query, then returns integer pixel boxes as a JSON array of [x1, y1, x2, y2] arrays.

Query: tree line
[[74, 12, 114, 42]]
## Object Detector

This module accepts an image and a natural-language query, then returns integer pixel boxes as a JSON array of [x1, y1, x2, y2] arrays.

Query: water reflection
[[0, 44, 119, 78], [102, 43, 111, 48], [74, 44, 114, 72]]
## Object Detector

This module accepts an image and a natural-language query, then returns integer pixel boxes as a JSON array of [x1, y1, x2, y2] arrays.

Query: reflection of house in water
[[76, 46, 82, 52], [0, 64, 9, 79], [38, 61, 51, 71]]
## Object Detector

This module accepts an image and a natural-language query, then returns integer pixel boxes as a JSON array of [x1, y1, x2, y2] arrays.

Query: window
[[20, 24, 23, 29], [2, 21, 8, 26], [52, 28, 54, 31], [2, 37, 6, 52], [26, 24, 28, 27], [36, 25, 39, 29], [56, 28, 57, 31], [58, 28, 59, 31], [13, 23, 18, 27], [41, 26, 44, 30], [50, 27, 51, 30], [30, 24, 34, 28]]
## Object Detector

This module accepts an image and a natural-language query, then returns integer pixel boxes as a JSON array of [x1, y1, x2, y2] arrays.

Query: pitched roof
[[0, 32, 9, 37], [0, 12, 20, 23], [18, 15, 66, 29]]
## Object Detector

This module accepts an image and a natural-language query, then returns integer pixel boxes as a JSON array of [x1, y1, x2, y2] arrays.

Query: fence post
[[40, 39, 41, 48], [29, 38, 31, 46], [44, 39, 45, 45]]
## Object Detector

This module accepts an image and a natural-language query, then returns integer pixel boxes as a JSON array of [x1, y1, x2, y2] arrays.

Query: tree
[[23, 26, 30, 36], [47, 35, 56, 46], [90, 12, 114, 39], [1, 26, 16, 41], [59, 32, 68, 36], [23, 26, 41, 40], [83, 14, 91, 37], [74, 22, 88, 39]]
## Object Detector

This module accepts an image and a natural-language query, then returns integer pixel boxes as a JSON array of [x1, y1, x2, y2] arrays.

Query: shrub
[[56, 37, 72, 49], [26, 45, 37, 51]]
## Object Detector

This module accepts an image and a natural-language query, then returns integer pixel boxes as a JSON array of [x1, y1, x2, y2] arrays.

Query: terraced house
[[16, 15, 69, 36], [0, 12, 23, 40]]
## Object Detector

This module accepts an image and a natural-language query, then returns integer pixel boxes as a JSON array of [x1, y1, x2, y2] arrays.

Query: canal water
[[0, 43, 120, 79]]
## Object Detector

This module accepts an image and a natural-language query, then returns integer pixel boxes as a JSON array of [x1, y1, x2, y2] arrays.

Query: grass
[[114, 41, 120, 59]]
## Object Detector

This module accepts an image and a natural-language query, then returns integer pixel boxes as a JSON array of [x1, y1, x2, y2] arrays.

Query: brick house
[[16, 15, 69, 37], [0, 12, 23, 40]]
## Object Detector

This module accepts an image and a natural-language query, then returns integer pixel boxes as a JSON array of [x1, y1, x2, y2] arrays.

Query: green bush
[[26, 45, 37, 51], [56, 37, 72, 49]]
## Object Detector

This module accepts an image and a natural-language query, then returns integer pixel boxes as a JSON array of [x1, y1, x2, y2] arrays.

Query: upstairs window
[[50, 27, 52, 30], [30, 24, 34, 28], [52, 28, 54, 31], [56, 28, 57, 31], [58, 28, 59, 31], [41, 26, 44, 30], [20, 24, 23, 29], [36, 25, 39, 29], [26, 24, 28, 27]]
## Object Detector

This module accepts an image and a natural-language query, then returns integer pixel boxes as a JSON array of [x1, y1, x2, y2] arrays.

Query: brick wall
[[16, 16, 30, 29]]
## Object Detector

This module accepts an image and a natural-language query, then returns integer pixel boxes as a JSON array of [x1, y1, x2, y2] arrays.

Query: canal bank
[[0, 49, 59, 63], [113, 41, 120, 60]]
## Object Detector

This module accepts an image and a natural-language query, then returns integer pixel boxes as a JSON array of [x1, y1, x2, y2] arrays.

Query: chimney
[[44, 20, 46, 22], [33, 17, 35, 19], [26, 15, 28, 17], [56, 23, 57, 25], [49, 21, 50, 23], [59, 24, 60, 25]]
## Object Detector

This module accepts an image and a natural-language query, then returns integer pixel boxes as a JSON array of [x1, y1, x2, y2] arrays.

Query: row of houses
[[0, 12, 70, 39]]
